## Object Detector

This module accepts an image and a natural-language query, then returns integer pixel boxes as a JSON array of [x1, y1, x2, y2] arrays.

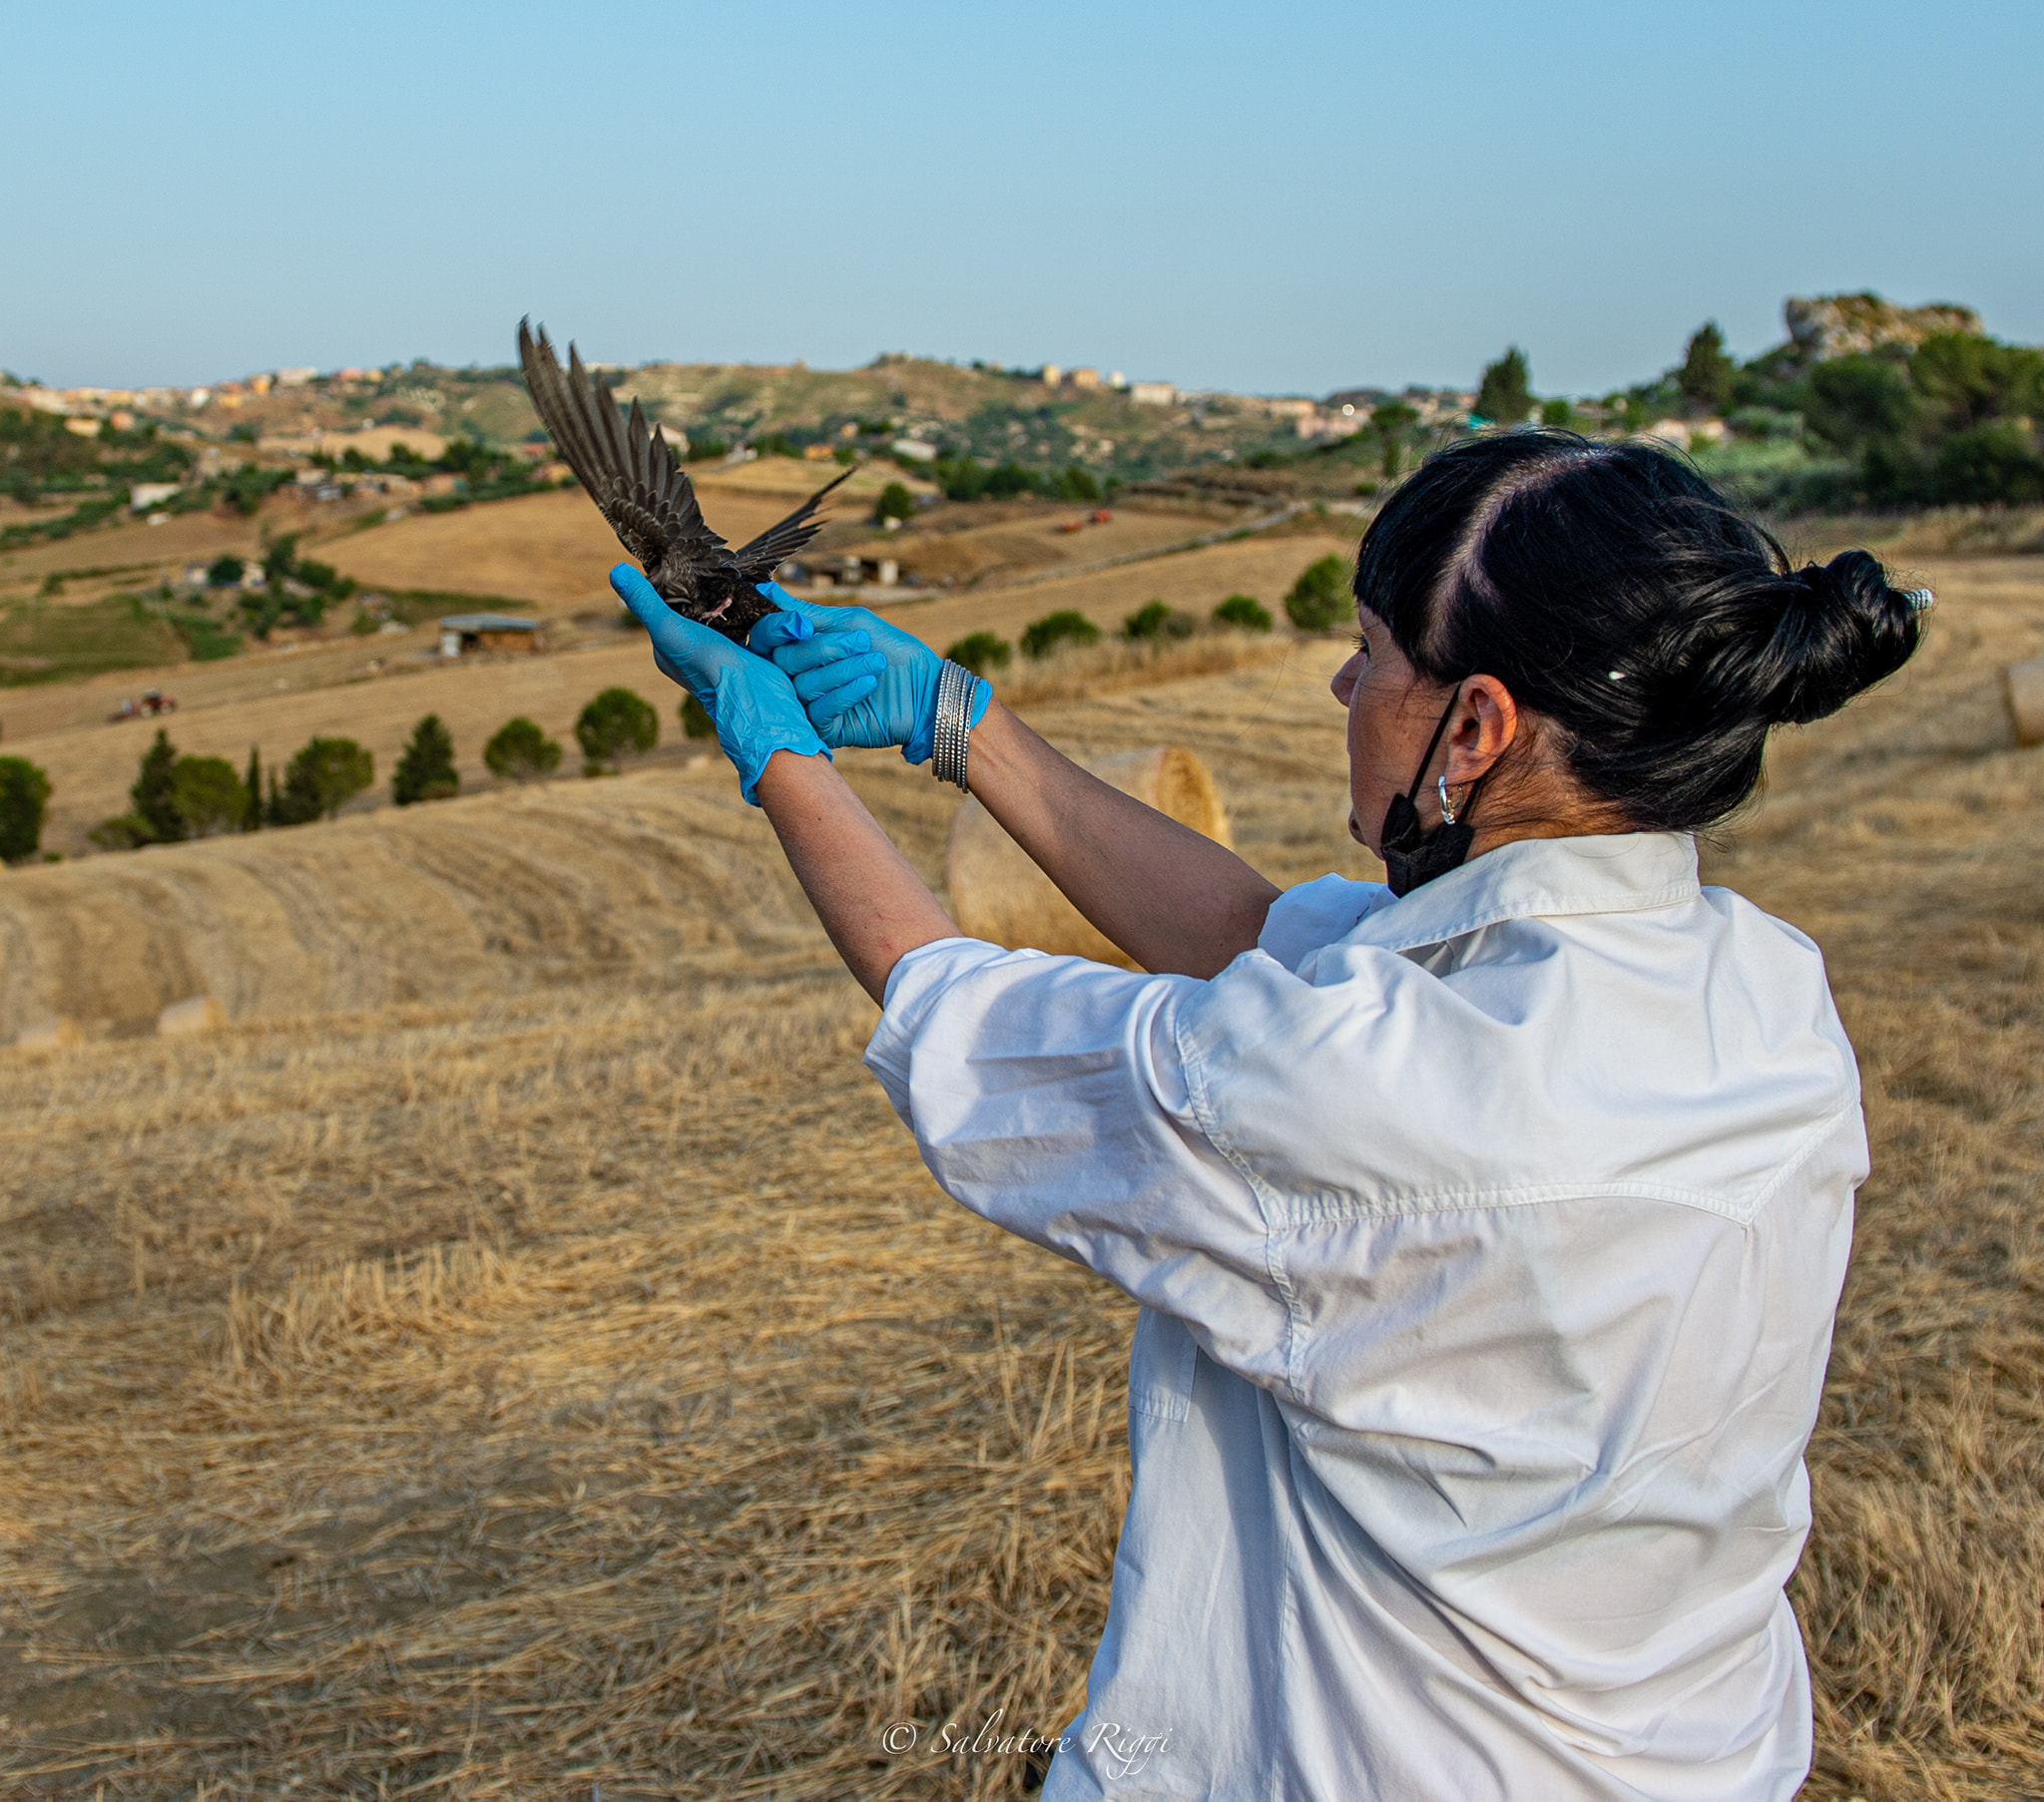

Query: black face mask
[[1378, 693, 1481, 898]]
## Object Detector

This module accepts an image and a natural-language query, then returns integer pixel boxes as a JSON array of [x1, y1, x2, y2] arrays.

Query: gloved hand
[[609, 565, 845, 805], [748, 582, 988, 764]]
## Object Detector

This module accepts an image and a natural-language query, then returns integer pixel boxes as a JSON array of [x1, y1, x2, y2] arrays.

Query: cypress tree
[[130, 728, 185, 843], [392, 714, 459, 805], [1677, 321, 1737, 412], [1474, 347, 1533, 426], [243, 747, 262, 830]]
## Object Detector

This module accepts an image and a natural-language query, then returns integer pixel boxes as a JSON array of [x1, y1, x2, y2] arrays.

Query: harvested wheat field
[[8, 535, 1338, 853], [0, 554, 2040, 1797]]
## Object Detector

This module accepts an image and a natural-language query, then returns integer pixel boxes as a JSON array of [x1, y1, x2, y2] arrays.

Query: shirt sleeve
[[1256, 872, 1390, 973], [865, 938, 1295, 1391]]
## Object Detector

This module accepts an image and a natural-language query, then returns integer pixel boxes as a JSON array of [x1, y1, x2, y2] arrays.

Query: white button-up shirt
[[865, 832, 1863, 1801]]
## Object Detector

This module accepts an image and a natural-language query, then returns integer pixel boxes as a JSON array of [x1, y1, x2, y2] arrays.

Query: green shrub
[[1284, 555, 1351, 632], [170, 612, 241, 661], [485, 716, 564, 780], [0, 756, 51, 862], [1057, 464, 1102, 502], [207, 554, 245, 588], [944, 632, 1013, 676], [1019, 610, 1100, 660], [873, 481, 916, 525], [239, 589, 282, 639], [170, 755, 248, 837], [1930, 422, 2044, 505], [985, 460, 1038, 499], [1123, 600, 1195, 642], [392, 713, 459, 805], [270, 736, 373, 823], [576, 685, 660, 773], [1213, 594, 1273, 632], [89, 814, 151, 851], [1806, 356, 1919, 451], [679, 694, 716, 740]]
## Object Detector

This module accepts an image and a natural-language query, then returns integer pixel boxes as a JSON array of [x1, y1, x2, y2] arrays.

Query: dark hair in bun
[[1352, 430, 1924, 832]]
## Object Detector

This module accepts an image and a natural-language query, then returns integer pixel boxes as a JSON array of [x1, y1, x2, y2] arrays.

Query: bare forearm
[[755, 750, 956, 1004], [963, 702, 1279, 978]]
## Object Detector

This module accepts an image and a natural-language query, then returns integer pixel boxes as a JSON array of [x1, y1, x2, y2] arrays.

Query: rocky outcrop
[[1784, 292, 1982, 361]]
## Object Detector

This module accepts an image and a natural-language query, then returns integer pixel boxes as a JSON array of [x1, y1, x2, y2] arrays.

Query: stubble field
[[9, 519, 1347, 855], [0, 549, 2038, 1797]]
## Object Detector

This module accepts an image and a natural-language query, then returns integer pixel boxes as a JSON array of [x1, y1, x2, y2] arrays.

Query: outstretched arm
[[754, 751, 955, 1004], [956, 701, 1278, 978], [609, 564, 955, 1004], [756, 591, 1279, 978]]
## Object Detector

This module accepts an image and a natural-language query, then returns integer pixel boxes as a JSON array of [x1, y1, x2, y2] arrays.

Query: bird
[[517, 318, 851, 643]]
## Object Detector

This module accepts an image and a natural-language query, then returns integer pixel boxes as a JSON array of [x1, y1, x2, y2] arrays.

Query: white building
[[1129, 381, 1176, 406]]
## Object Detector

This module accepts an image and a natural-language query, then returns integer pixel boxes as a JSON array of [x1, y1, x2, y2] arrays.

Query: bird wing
[[517, 318, 734, 589], [732, 466, 856, 580]]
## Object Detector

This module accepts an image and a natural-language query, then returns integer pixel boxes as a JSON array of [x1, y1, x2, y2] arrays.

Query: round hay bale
[[946, 745, 1231, 968], [157, 995, 227, 1039], [2005, 656, 2044, 746], [13, 1017, 82, 1053]]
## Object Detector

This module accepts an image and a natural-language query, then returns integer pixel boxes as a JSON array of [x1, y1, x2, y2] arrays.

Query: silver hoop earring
[[1437, 775, 1458, 825]]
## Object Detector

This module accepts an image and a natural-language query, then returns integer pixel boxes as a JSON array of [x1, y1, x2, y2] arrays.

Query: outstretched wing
[[732, 466, 856, 581], [517, 318, 734, 594]]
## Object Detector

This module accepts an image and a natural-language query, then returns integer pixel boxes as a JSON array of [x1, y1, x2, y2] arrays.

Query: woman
[[609, 431, 1924, 1800]]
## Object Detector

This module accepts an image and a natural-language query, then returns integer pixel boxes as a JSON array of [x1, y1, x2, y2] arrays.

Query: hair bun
[[1764, 550, 1921, 726]]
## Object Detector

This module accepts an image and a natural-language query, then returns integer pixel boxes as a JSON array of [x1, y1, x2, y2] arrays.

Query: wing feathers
[[519, 319, 728, 581], [734, 466, 856, 577], [520, 318, 851, 601]]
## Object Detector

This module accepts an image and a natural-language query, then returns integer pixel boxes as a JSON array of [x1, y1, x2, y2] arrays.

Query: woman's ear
[[1446, 676, 1518, 784]]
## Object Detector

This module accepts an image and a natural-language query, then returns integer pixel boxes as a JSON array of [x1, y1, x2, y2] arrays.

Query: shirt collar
[[1347, 831, 1701, 956]]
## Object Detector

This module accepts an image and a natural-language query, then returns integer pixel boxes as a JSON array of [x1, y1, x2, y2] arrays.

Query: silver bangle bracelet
[[931, 659, 977, 790]]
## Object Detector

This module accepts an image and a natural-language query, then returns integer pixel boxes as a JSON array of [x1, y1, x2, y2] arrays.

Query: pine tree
[[130, 728, 185, 843], [484, 716, 564, 781], [243, 747, 262, 830], [391, 713, 459, 805], [273, 737, 373, 822], [574, 687, 660, 774]]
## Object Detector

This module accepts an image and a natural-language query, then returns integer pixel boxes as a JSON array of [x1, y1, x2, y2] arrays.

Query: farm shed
[[437, 614, 541, 659]]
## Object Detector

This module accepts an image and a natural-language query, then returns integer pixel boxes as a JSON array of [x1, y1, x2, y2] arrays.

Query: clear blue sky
[[5, 0, 2038, 397]]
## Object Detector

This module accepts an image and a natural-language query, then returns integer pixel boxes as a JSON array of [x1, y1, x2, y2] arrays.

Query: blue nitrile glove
[[748, 582, 989, 764], [609, 564, 837, 805]]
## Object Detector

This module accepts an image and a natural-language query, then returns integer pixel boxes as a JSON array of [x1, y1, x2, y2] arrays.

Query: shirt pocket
[[1127, 1306, 1200, 1425]]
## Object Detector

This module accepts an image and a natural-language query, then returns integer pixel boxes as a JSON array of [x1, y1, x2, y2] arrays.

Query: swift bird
[[517, 318, 850, 642]]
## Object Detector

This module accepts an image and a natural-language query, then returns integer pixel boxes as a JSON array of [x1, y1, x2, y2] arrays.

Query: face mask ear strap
[[1406, 688, 1462, 801]]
